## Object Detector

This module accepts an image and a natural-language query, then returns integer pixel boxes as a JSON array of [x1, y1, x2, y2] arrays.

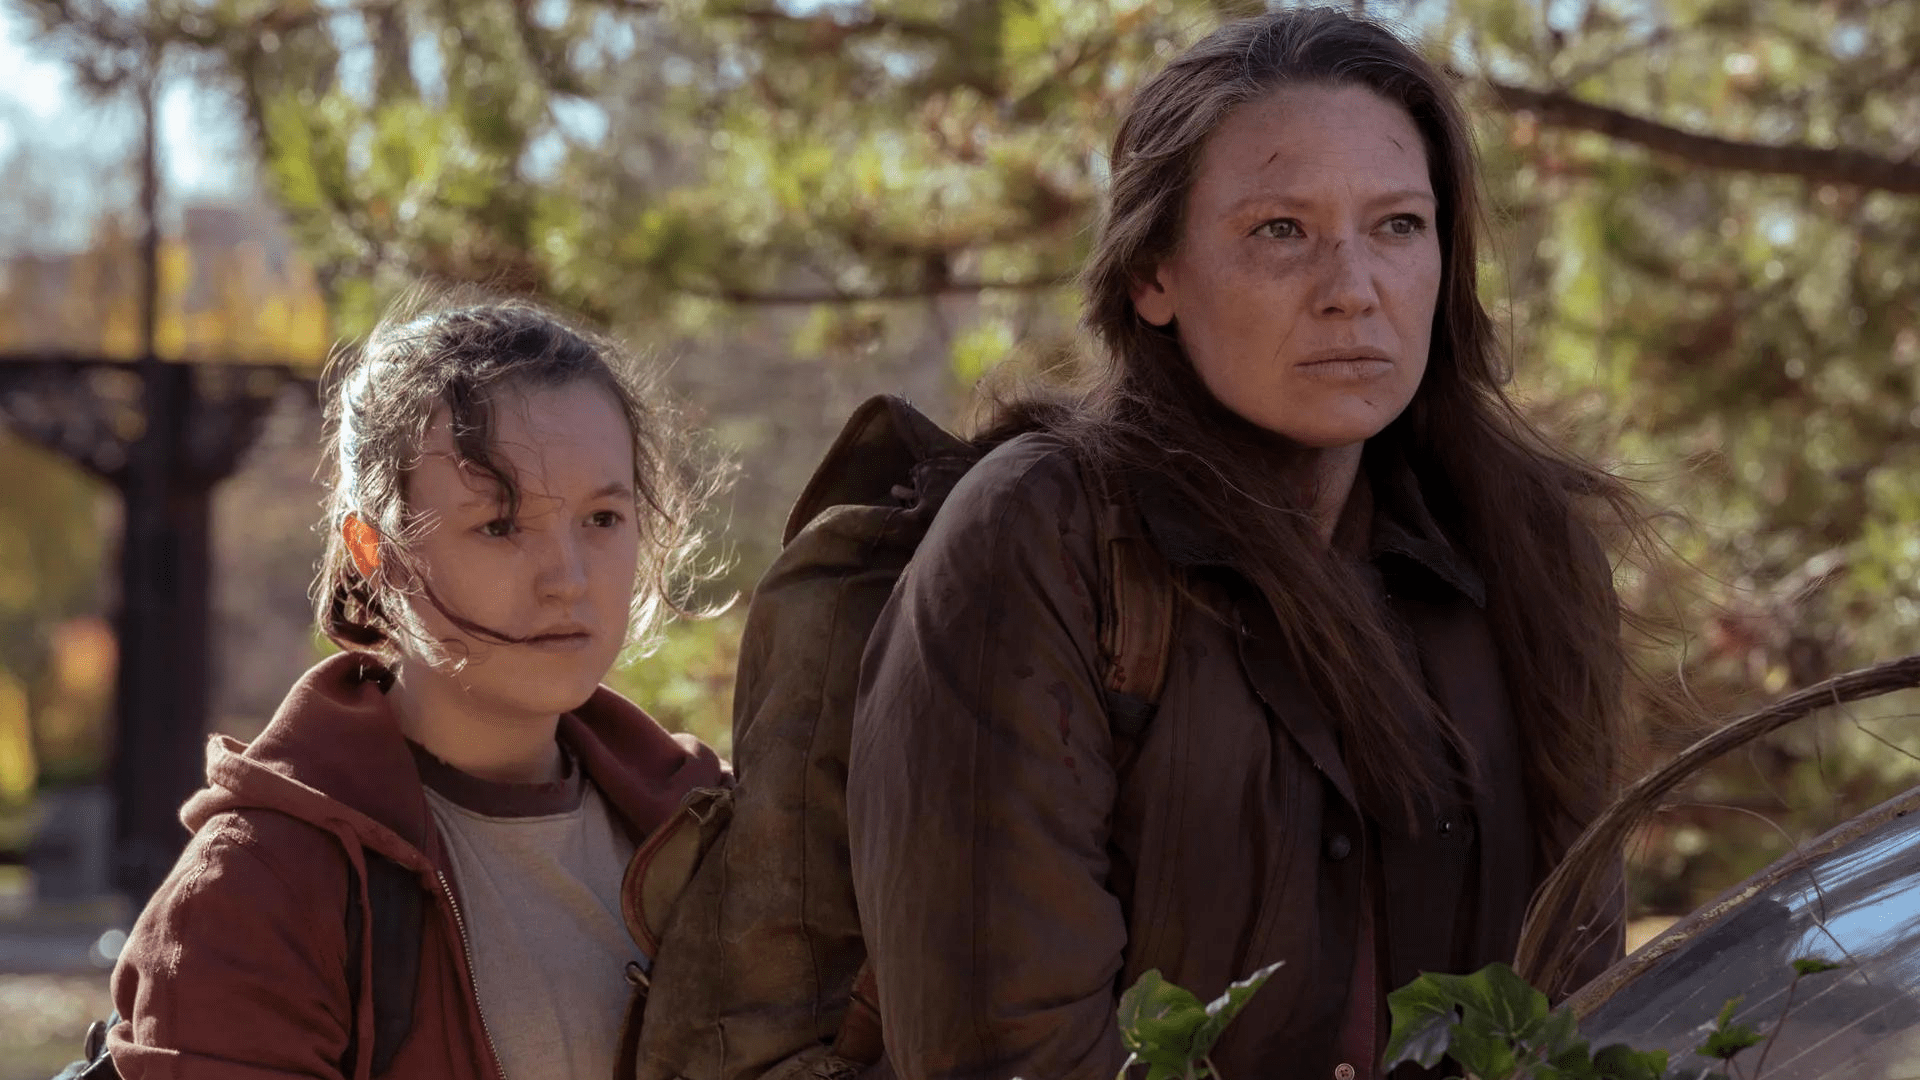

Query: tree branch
[[1487, 81, 1920, 196], [680, 274, 1071, 306], [724, 4, 949, 44]]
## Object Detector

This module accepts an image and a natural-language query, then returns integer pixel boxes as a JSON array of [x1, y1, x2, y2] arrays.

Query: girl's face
[[1130, 83, 1442, 449], [398, 380, 640, 722]]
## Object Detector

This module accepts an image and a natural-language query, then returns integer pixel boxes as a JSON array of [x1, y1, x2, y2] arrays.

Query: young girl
[[104, 294, 729, 1080]]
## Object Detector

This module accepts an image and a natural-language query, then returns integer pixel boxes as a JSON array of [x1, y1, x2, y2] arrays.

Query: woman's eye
[[1383, 213, 1429, 237], [588, 510, 624, 528], [478, 518, 516, 538], [1252, 218, 1304, 239]]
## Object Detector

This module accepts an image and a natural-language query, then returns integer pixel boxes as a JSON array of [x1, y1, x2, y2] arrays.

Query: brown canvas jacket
[[846, 433, 1621, 1080], [106, 651, 728, 1080]]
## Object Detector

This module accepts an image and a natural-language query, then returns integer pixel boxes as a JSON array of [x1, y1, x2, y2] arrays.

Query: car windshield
[[1581, 786, 1920, 1079]]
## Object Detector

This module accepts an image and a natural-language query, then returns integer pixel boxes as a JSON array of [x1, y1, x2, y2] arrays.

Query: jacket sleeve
[[847, 444, 1131, 1080], [108, 812, 357, 1080]]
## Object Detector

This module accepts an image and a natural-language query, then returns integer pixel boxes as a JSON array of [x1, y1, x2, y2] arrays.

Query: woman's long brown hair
[[995, 9, 1642, 853]]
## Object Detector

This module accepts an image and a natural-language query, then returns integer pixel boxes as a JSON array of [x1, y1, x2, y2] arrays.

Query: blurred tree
[[0, 203, 329, 364], [0, 435, 110, 802], [17, 0, 1920, 912]]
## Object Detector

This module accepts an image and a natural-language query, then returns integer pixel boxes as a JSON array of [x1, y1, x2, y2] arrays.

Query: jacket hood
[[182, 652, 727, 870]]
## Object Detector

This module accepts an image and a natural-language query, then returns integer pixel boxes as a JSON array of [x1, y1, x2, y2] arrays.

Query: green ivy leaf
[[1699, 1024, 1764, 1060], [1695, 994, 1762, 1061], [1449, 1009, 1521, 1080], [1591, 1043, 1669, 1080], [1790, 956, 1845, 976], [1535, 1006, 1589, 1063], [1657, 1063, 1727, 1080], [1385, 974, 1463, 1069], [1533, 1062, 1599, 1080], [1426, 964, 1553, 1040], [1191, 960, 1285, 1057], [1116, 969, 1210, 1073]]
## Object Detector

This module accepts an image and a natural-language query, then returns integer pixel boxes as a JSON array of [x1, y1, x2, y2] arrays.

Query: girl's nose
[[537, 531, 591, 601]]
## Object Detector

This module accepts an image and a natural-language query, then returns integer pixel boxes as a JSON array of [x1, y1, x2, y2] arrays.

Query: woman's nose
[[1313, 239, 1381, 318]]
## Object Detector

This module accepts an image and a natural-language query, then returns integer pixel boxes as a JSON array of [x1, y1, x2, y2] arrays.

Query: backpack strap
[[1090, 469, 1178, 736], [341, 860, 365, 1076], [831, 963, 884, 1065], [340, 851, 426, 1078]]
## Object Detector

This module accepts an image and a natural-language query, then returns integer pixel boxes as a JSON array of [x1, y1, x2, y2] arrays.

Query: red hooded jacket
[[106, 651, 729, 1080]]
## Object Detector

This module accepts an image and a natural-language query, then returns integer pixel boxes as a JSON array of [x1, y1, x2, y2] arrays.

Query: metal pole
[[110, 41, 202, 903]]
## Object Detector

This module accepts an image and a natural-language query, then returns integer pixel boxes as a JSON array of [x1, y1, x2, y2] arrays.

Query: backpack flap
[[626, 786, 734, 960], [782, 395, 974, 544]]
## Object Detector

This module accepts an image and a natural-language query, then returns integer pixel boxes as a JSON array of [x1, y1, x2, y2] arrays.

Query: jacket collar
[[182, 652, 728, 868], [1126, 440, 1488, 608]]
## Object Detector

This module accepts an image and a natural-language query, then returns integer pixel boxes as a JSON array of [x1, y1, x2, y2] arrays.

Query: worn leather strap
[[1091, 470, 1178, 726], [832, 962, 885, 1065]]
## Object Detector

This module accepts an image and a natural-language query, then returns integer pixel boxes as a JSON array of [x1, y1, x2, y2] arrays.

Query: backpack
[[624, 395, 1177, 1080], [54, 848, 425, 1080]]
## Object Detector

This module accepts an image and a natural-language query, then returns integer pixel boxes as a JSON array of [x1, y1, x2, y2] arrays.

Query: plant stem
[[1750, 973, 1804, 1079], [1202, 1056, 1225, 1080]]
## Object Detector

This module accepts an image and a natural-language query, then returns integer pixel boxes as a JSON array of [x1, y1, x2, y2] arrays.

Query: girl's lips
[[525, 632, 593, 651]]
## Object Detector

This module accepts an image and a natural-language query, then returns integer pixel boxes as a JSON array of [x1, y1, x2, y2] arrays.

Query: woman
[[847, 9, 1633, 1080], [106, 294, 728, 1079]]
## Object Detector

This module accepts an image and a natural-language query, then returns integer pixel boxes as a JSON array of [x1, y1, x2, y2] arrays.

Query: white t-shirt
[[415, 743, 644, 1080]]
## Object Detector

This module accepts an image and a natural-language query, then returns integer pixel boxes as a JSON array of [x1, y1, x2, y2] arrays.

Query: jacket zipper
[[438, 870, 509, 1080]]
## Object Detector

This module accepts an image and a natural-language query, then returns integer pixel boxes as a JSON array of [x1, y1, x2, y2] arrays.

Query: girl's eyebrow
[[587, 482, 636, 501]]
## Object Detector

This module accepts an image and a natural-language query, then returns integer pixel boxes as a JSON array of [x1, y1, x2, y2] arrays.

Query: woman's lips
[[1296, 356, 1394, 380]]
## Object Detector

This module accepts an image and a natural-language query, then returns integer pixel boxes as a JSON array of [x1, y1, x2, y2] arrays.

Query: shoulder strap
[[1090, 469, 1178, 737], [340, 852, 425, 1078]]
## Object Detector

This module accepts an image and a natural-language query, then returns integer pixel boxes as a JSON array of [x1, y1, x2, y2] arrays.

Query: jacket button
[[1334, 1064, 1357, 1080], [1438, 818, 1454, 836], [1324, 833, 1352, 861]]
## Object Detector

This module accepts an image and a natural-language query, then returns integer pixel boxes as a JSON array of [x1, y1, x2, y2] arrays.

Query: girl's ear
[[343, 513, 382, 578]]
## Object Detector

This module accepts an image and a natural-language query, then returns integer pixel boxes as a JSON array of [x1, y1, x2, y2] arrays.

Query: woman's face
[[397, 379, 640, 722], [1131, 83, 1443, 449]]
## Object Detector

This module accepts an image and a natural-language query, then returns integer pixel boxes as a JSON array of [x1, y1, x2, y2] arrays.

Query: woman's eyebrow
[[1366, 188, 1438, 209], [1227, 188, 1437, 216]]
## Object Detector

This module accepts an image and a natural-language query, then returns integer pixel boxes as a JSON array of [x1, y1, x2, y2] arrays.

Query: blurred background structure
[[0, 0, 1915, 1072]]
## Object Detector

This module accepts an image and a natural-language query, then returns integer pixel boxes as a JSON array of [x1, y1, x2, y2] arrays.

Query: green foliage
[[602, 609, 744, 756], [1115, 961, 1283, 1080], [1387, 957, 1857, 1080], [0, 435, 112, 797], [1384, 963, 1675, 1080], [20, 0, 1920, 916], [1698, 997, 1762, 1062], [1787, 956, 1842, 977]]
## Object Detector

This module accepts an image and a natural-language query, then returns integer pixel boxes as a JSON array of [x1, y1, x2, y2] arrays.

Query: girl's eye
[[1252, 218, 1304, 239], [1383, 213, 1429, 237], [478, 518, 517, 538], [588, 510, 624, 528]]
